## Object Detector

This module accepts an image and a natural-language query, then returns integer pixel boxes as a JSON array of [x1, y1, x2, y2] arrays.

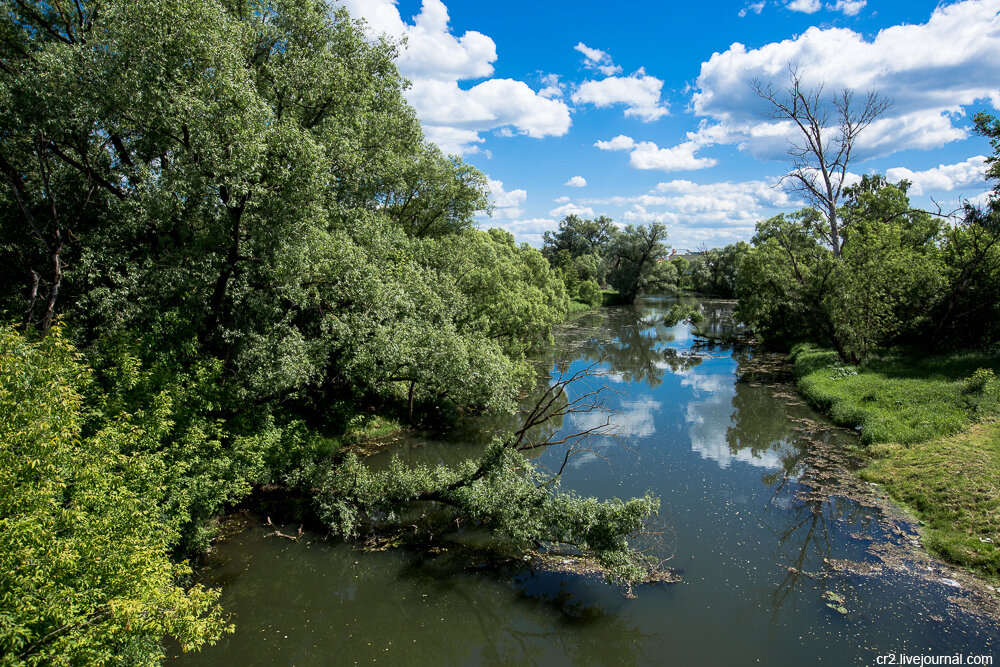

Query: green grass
[[343, 414, 403, 444], [789, 344, 1000, 580], [790, 344, 1000, 445], [567, 298, 595, 314], [861, 422, 1000, 581]]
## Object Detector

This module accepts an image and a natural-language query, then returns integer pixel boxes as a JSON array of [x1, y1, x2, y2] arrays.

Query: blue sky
[[339, 0, 1000, 249]]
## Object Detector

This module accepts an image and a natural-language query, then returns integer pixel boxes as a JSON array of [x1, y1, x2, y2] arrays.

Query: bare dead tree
[[514, 365, 625, 479], [424, 364, 622, 500], [752, 67, 891, 257]]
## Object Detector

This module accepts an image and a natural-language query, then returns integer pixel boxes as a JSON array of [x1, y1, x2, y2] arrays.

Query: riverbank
[[789, 344, 1000, 581]]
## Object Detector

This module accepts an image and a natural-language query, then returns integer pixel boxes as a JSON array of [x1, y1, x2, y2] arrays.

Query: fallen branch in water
[[264, 517, 304, 541]]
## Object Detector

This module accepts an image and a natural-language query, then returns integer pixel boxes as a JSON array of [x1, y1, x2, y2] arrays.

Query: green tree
[[329, 227, 568, 422], [669, 256, 691, 289], [736, 210, 843, 355], [832, 216, 945, 361], [686, 243, 747, 297], [377, 143, 489, 238], [542, 215, 619, 260], [302, 369, 661, 585], [0, 0, 552, 422], [833, 176, 946, 358], [737, 179, 948, 362], [577, 279, 603, 308], [608, 223, 671, 303], [0, 326, 227, 665], [541, 215, 620, 298], [0, 0, 663, 616], [927, 113, 1000, 348]]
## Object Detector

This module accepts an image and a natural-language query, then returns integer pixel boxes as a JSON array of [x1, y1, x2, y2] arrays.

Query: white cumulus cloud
[[574, 42, 623, 76], [827, 0, 866, 16], [739, 1, 766, 17], [538, 74, 565, 99], [886, 156, 988, 195], [572, 71, 669, 121], [581, 178, 805, 248], [565, 176, 587, 187], [550, 203, 597, 218], [339, 0, 571, 154], [594, 135, 637, 151], [485, 178, 527, 219], [629, 140, 718, 171], [690, 0, 1000, 161], [787, 0, 821, 13], [596, 135, 717, 172]]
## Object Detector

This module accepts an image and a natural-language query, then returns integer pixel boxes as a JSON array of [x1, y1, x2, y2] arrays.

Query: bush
[[963, 367, 997, 394], [577, 279, 603, 308], [0, 325, 228, 665]]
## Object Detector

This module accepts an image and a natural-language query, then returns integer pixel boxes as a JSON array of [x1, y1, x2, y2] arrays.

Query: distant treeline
[[537, 214, 747, 301], [539, 118, 1000, 365]]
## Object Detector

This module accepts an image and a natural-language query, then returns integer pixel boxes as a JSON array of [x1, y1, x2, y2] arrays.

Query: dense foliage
[[0, 326, 227, 665], [736, 170, 1000, 362], [0, 0, 660, 661], [673, 243, 748, 298], [542, 215, 674, 304]]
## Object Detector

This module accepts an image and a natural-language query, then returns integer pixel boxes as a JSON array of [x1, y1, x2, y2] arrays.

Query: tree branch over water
[[303, 365, 663, 586]]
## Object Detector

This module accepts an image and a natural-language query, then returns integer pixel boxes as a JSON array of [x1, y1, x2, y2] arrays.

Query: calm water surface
[[173, 296, 998, 666]]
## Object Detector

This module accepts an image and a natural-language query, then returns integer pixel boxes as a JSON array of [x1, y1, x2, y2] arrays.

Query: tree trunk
[[22, 270, 39, 330], [408, 380, 416, 424], [39, 239, 63, 333], [203, 189, 247, 359], [828, 201, 841, 258]]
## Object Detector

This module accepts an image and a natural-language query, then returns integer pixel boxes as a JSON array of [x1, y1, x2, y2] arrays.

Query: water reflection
[[173, 521, 661, 667], [726, 358, 803, 471], [175, 295, 998, 667], [540, 306, 704, 389], [695, 300, 744, 341]]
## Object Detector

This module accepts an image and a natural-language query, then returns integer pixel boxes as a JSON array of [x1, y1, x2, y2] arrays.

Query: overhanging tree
[[0, 2, 665, 640]]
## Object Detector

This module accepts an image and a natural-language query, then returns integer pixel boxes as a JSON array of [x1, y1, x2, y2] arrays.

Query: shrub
[[578, 279, 603, 308]]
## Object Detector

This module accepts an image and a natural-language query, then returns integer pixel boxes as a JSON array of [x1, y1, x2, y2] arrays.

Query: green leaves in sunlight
[[0, 326, 229, 666]]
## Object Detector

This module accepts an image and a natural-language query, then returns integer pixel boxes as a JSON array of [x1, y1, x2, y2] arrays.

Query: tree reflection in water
[[725, 351, 881, 617], [174, 296, 1000, 667], [540, 305, 705, 388], [176, 522, 661, 666]]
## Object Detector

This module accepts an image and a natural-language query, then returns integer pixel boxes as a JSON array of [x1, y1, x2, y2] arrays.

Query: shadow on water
[[171, 515, 662, 666], [173, 295, 998, 666]]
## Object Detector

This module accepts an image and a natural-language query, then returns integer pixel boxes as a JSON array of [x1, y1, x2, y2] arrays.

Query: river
[[171, 295, 998, 666]]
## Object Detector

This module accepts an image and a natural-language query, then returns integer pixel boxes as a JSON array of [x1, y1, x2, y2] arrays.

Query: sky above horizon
[[338, 0, 1000, 250]]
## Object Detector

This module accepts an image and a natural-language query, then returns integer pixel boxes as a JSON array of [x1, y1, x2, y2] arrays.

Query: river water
[[172, 296, 998, 666]]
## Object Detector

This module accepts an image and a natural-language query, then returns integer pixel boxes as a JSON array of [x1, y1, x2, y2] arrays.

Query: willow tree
[[0, 0, 662, 616], [608, 222, 671, 303]]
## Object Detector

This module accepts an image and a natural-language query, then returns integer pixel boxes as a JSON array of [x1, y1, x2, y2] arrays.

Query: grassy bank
[[790, 345, 1000, 444], [789, 344, 1000, 580], [567, 298, 597, 314], [863, 422, 1000, 578]]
